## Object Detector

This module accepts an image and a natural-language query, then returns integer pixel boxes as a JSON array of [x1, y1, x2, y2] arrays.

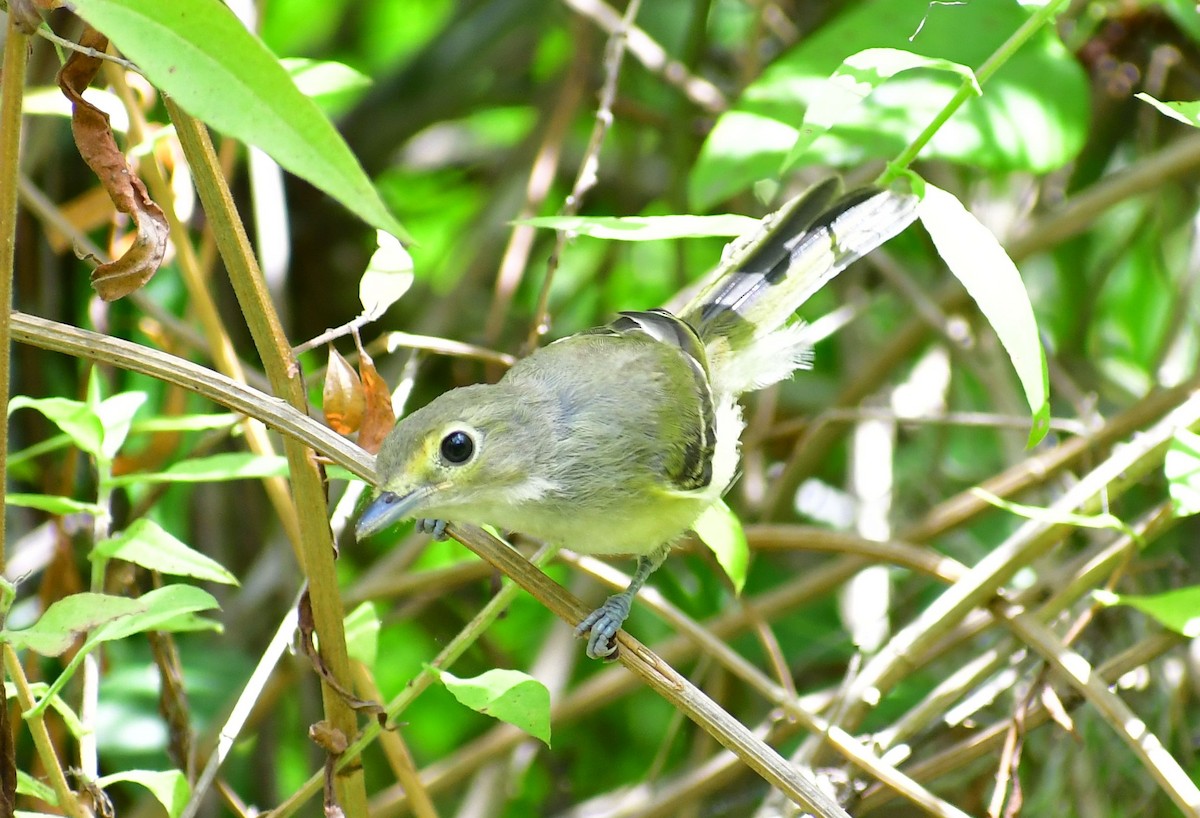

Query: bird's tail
[[674, 178, 919, 396]]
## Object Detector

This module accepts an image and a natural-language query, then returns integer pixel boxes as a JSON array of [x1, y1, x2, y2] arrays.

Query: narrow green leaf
[[360, 230, 415, 319], [785, 47, 980, 168], [345, 602, 381, 668], [15, 771, 57, 805], [70, 0, 410, 242], [1165, 428, 1200, 517], [692, 500, 749, 594], [6, 494, 107, 516], [434, 667, 551, 746], [5, 682, 85, 738], [95, 770, 190, 818], [130, 413, 240, 433], [282, 58, 373, 101], [971, 488, 1136, 539], [108, 453, 290, 487], [919, 184, 1050, 445], [8, 396, 104, 458], [1135, 93, 1200, 128], [1094, 586, 1200, 637], [93, 519, 239, 585], [2, 594, 145, 657], [520, 214, 758, 240]]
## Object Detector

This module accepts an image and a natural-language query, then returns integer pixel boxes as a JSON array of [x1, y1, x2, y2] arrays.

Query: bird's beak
[[355, 490, 424, 540]]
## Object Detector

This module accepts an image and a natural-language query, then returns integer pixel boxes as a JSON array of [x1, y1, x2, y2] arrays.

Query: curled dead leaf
[[323, 346, 365, 435], [355, 341, 395, 455], [57, 27, 168, 300]]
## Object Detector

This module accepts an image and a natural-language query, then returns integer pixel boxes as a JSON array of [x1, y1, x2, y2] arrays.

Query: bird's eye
[[439, 430, 475, 465]]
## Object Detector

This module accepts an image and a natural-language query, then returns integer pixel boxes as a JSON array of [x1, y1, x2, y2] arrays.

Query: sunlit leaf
[[6, 494, 107, 516], [920, 184, 1050, 445], [96, 770, 189, 818], [359, 229, 414, 320], [692, 500, 749, 594], [1135, 93, 1200, 128], [433, 667, 551, 746], [1094, 586, 1200, 637], [108, 453, 290, 486], [520, 214, 757, 240], [2, 594, 144, 657], [1165, 428, 1200, 517], [70, 0, 410, 242], [92, 519, 239, 585]]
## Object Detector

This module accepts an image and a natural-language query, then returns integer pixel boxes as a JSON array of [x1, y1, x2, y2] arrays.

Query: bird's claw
[[416, 518, 448, 540], [574, 594, 633, 660]]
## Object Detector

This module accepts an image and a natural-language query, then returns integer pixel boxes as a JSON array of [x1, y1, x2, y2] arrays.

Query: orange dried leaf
[[323, 346, 365, 435], [356, 349, 395, 454], [57, 28, 168, 300]]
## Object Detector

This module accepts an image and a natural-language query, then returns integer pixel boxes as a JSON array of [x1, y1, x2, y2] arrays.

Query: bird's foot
[[574, 593, 633, 660], [416, 518, 448, 540]]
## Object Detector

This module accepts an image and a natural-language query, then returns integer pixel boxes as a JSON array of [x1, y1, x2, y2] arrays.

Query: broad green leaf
[[785, 48, 980, 167], [8, 396, 104, 458], [93, 519, 239, 585], [2, 594, 144, 657], [108, 453, 290, 487], [920, 184, 1050, 445], [1094, 586, 1200, 637], [345, 602, 381, 668], [96, 770, 189, 818], [1165, 428, 1200, 517], [95, 391, 148, 460], [692, 500, 749, 594], [27, 585, 221, 716], [6, 494, 107, 516], [70, 0, 410, 242], [1135, 93, 1200, 128], [434, 667, 551, 746], [521, 214, 758, 240], [691, 0, 1088, 207], [360, 229, 415, 319]]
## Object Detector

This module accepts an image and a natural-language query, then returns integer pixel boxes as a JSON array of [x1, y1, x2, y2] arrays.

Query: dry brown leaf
[[356, 343, 395, 455], [323, 346, 365, 435], [57, 27, 168, 301]]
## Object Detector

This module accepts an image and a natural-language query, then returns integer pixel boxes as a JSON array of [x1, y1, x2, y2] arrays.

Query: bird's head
[[355, 383, 555, 539]]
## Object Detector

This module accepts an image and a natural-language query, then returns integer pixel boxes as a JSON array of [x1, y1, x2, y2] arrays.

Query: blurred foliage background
[[5, 0, 1200, 816]]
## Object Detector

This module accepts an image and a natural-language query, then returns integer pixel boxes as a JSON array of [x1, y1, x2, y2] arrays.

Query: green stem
[[879, 0, 1072, 184]]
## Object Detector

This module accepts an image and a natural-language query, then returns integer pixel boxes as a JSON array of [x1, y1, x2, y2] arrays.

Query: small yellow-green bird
[[356, 177, 919, 659]]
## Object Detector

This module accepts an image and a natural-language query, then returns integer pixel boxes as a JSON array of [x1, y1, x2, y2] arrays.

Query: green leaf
[[69, 0, 410, 242], [5, 682, 85, 738], [345, 602, 381, 668], [919, 184, 1050, 445], [691, 0, 1088, 207], [6, 494, 107, 516], [1094, 586, 1200, 637], [1135, 93, 1200, 128], [282, 58, 373, 102], [434, 667, 551, 746], [971, 488, 1135, 538], [520, 214, 758, 240], [95, 391, 148, 461], [2, 594, 145, 657], [26, 586, 221, 716], [692, 500, 749, 594], [93, 519, 239, 585], [95, 770, 190, 818], [785, 47, 980, 168], [360, 229, 415, 319], [8, 396, 104, 458], [130, 413, 240, 433], [1165, 428, 1200, 517], [16, 770, 58, 805], [108, 453, 290, 487]]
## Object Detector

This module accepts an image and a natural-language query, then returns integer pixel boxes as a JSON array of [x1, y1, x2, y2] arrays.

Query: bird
[[356, 177, 920, 659]]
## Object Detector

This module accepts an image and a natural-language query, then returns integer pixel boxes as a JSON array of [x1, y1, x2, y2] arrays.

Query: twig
[[526, 0, 642, 351]]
